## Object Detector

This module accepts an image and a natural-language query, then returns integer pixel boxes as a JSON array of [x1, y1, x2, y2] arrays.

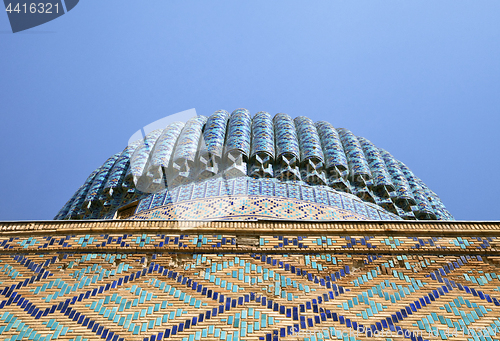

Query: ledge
[[0, 219, 498, 237]]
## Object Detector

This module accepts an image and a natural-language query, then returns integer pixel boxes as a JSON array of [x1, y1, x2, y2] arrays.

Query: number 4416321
[[5, 3, 59, 14]]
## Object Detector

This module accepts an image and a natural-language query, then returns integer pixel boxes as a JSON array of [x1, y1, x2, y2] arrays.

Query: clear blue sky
[[1, 1, 499, 221]]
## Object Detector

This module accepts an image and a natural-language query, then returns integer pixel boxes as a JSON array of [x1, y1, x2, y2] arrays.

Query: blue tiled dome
[[55, 109, 453, 221]]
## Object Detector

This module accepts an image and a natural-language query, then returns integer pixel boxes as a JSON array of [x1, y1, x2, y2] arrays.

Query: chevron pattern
[[0, 222, 500, 340]]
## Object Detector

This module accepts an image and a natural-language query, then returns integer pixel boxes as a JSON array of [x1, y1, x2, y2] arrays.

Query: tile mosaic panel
[[365, 204, 382, 220], [177, 183, 194, 202], [282, 182, 297, 200], [341, 195, 355, 213], [274, 182, 287, 198], [205, 179, 220, 198], [150, 192, 166, 210], [191, 181, 206, 200], [1, 222, 500, 341], [219, 179, 234, 197], [233, 177, 247, 196], [248, 179, 260, 196], [260, 179, 274, 196], [133, 196, 366, 221], [327, 191, 343, 209], [300, 186, 314, 203]]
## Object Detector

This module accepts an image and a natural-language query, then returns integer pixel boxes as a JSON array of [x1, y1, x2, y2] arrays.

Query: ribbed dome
[[55, 109, 453, 221]]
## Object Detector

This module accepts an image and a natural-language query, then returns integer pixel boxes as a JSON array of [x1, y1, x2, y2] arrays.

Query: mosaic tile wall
[[0, 220, 499, 341], [131, 177, 400, 221], [54, 109, 453, 222]]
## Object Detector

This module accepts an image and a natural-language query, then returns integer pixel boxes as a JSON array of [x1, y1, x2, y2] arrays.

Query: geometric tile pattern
[[133, 177, 401, 221], [0, 221, 499, 341], [134, 195, 373, 221]]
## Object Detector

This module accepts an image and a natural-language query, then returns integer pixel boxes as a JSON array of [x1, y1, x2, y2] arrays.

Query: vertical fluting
[[294, 116, 326, 186], [315, 121, 351, 192], [337, 128, 375, 203], [83, 153, 120, 212], [379, 149, 417, 219], [145, 121, 184, 192], [197, 110, 229, 179], [224, 109, 252, 178], [170, 116, 207, 186], [273, 113, 301, 181], [398, 161, 437, 220], [250, 111, 275, 178], [358, 137, 398, 214]]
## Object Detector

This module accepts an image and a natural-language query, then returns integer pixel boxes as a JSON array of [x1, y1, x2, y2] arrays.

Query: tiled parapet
[[144, 122, 185, 193], [294, 116, 327, 186], [250, 112, 275, 179], [170, 116, 207, 186], [273, 113, 301, 182], [224, 109, 252, 179], [198, 110, 229, 180], [0, 220, 499, 341]]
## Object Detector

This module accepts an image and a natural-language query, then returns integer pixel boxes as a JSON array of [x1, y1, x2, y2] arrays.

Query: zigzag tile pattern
[[0, 221, 499, 341]]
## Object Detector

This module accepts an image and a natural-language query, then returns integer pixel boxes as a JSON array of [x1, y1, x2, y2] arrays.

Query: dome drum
[[55, 108, 453, 221]]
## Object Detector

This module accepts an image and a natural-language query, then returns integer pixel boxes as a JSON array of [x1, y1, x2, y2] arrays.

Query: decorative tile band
[[133, 177, 400, 221], [132, 196, 370, 221], [0, 227, 499, 340]]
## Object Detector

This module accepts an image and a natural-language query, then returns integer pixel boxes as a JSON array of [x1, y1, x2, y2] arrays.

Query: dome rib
[[250, 111, 275, 178]]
